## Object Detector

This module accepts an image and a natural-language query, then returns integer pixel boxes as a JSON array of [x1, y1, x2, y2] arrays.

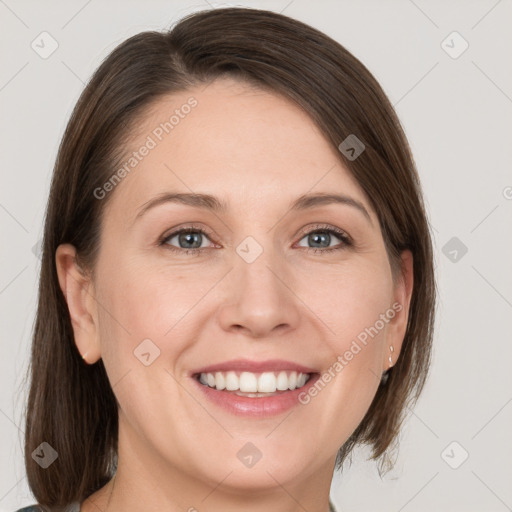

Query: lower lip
[[192, 373, 321, 417]]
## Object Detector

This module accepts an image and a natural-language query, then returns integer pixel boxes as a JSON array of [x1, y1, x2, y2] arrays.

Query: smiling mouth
[[194, 370, 315, 397]]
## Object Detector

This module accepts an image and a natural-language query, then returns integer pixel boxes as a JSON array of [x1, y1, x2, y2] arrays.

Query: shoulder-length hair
[[21, 6, 435, 506]]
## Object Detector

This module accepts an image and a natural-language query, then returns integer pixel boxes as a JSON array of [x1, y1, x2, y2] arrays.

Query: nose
[[216, 244, 302, 338]]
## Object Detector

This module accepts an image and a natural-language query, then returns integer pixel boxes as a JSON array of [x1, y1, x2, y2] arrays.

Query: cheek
[[94, 255, 215, 371], [298, 256, 393, 346], [301, 259, 393, 404], [332, 275, 392, 353]]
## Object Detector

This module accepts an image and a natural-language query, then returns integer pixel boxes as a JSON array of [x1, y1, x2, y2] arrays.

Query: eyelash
[[158, 223, 353, 256]]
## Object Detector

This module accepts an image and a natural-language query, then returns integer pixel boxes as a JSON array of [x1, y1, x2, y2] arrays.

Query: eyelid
[[159, 222, 216, 243], [295, 223, 353, 245]]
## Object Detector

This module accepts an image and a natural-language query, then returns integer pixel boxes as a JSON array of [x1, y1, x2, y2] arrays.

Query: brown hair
[[21, 6, 436, 506]]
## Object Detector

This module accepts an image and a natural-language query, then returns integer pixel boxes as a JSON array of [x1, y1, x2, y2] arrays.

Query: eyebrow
[[135, 191, 372, 225]]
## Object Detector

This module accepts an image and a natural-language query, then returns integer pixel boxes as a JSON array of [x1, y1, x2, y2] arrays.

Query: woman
[[18, 6, 435, 512]]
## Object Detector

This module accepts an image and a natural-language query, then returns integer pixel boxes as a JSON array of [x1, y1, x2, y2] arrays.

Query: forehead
[[104, 77, 372, 222]]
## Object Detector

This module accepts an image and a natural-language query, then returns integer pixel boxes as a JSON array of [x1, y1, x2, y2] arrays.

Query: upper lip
[[190, 358, 318, 376]]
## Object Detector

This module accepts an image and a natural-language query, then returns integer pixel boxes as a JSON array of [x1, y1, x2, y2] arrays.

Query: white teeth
[[198, 370, 312, 393], [258, 372, 276, 393], [288, 371, 297, 390], [225, 371, 238, 391], [215, 372, 226, 390], [276, 371, 289, 390], [239, 372, 258, 392]]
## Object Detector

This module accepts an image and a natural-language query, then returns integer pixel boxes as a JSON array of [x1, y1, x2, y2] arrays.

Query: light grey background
[[1, 0, 511, 511]]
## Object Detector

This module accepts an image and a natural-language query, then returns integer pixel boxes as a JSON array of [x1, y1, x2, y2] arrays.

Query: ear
[[383, 249, 414, 371], [55, 243, 102, 364]]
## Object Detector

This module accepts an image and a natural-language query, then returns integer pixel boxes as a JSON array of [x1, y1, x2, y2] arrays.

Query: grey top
[[14, 503, 80, 512], [17, 499, 337, 511]]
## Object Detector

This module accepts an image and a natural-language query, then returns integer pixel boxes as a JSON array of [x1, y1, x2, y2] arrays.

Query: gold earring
[[388, 345, 394, 366], [82, 351, 88, 362]]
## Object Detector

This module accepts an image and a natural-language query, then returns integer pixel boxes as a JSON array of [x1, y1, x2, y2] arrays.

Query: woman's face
[[58, 77, 412, 498]]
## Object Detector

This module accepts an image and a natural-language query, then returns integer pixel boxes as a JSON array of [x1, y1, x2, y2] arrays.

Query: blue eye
[[296, 226, 352, 254], [159, 223, 352, 256], [160, 226, 214, 256]]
